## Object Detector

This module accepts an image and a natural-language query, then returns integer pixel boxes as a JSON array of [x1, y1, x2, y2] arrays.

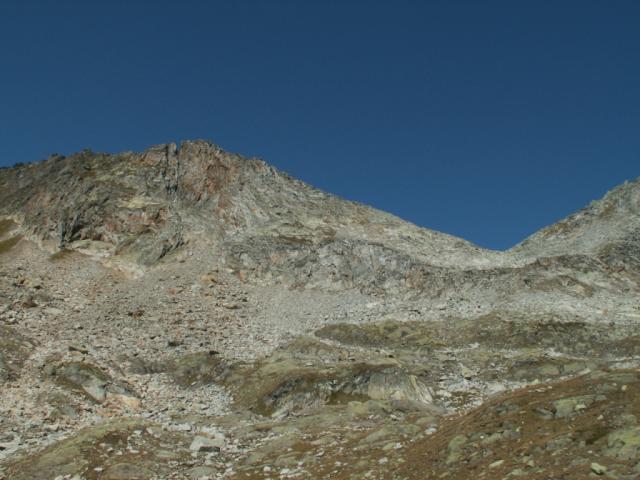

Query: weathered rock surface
[[0, 141, 638, 479]]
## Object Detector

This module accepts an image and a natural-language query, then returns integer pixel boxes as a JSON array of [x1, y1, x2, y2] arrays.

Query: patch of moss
[[0, 234, 21, 255], [170, 351, 229, 387], [0, 326, 34, 381], [605, 426, 640, 460], [315, 320, 444, 349], [48, 248, 75, 262], [0, 218, 17, 237]]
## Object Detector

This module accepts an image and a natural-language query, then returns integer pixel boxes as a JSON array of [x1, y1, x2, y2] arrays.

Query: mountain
[[0, 141, 501, 285], [512, 178, 640, 271], [1, 141, 639, 480]]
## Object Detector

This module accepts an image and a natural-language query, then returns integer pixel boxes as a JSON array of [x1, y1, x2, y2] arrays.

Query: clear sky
[[1, 1, 638, 250]]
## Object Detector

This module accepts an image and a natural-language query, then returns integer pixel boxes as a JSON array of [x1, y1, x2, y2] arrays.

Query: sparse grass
[[0, 218, 17, 237], [48, 248, 74, 262], [227, 370, 640, 480], [0, 235, 21, 255]]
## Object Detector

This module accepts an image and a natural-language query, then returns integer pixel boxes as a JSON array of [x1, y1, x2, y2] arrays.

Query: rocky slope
[[0, 141, 639, 479]]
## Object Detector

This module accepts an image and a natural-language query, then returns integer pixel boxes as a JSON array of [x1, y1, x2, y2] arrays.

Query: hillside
[[0, 141, 639, 479]]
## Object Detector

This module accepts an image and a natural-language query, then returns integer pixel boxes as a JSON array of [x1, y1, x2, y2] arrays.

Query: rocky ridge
[[0, 141, 639, 479]]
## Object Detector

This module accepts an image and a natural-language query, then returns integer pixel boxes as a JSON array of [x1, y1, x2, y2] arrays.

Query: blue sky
[[0, 1, 638, 249]]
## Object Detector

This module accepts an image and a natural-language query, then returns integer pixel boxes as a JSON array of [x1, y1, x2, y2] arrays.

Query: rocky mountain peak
[[0, 141, 505, 287], [511, 177, 640, 273]]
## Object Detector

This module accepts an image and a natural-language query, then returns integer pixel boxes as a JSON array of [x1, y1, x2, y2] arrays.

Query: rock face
[[0, 140, 639, 479]]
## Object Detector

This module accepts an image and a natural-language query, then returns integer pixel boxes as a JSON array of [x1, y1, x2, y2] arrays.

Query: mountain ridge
[[2, 140, 637, 257]]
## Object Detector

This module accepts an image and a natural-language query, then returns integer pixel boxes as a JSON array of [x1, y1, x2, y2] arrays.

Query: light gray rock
[[590, 462, 607, 475]]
